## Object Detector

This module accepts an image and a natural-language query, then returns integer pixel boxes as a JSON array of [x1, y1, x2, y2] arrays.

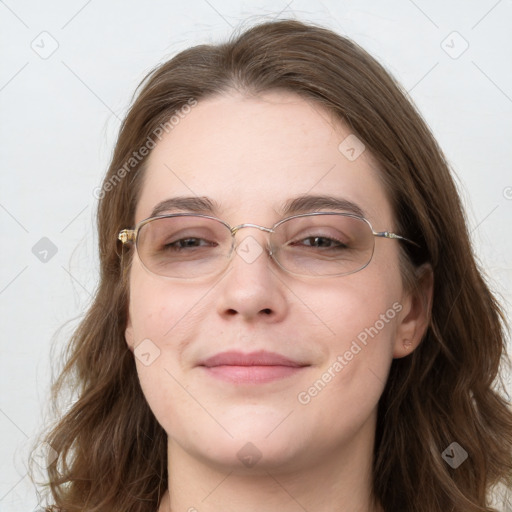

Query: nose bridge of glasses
[[228, 223, 275, 258], [230, 223, 274, 236]]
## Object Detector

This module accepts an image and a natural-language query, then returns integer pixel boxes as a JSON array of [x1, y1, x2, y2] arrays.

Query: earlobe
[[393, 264, 434, 358]]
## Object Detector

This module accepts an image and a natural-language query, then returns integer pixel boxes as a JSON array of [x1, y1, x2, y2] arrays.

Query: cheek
[[127, 267, 210, 347], [305, 271, 401, 351], [126, 269, 217, 431], [295, 275, 401, 412]]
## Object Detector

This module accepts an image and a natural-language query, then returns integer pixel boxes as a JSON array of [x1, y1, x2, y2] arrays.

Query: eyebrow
[[280, 194, 365, 217], [149, 196, 220, 218], [148, 194, 366, 220]]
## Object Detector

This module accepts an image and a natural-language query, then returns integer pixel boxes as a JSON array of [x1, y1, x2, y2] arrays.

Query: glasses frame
[[117, 212, 417, 279]]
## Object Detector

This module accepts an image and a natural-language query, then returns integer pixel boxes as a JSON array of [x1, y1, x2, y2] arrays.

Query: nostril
[[261, 308, 272, 315]]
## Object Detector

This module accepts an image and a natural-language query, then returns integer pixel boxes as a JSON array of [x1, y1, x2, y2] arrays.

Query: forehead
[[134, 91, 393, 227]]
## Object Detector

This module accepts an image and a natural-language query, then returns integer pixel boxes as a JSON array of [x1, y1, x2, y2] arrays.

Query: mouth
[[197, 350, 310, 384]]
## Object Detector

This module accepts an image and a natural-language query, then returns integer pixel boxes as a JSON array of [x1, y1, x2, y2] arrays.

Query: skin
[[124, 90, 432, 512]]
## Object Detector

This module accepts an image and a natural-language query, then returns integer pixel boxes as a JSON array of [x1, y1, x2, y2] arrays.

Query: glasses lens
[[136, 215, 232, 278], [272, 214, 375, 276]]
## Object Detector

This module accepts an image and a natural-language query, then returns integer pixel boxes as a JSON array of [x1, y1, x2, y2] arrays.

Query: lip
[[198, 350, 309, 384], [199, 350, 305, 368]]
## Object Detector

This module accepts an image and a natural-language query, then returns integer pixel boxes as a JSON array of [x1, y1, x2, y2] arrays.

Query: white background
[[1, 1, 511, 510]]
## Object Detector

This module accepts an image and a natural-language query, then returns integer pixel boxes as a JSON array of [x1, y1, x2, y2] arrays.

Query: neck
[[158, 415, 382, 512]]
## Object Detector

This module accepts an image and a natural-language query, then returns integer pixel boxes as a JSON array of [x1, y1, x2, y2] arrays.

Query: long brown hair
[[34, 19, 512, 511]]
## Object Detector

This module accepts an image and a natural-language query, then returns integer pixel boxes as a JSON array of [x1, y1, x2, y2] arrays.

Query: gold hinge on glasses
[[118, 229, 136, 244]]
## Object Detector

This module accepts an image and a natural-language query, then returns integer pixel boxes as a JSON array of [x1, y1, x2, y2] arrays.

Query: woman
[[36, 19, 512, 512]]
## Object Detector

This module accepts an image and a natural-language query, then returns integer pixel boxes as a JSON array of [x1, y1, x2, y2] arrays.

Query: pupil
[[311, 237, 330, 247], [180, 238, 200, 247]]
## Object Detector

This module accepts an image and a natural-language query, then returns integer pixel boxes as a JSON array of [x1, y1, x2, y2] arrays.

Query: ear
[[393, 263, 434, 358]]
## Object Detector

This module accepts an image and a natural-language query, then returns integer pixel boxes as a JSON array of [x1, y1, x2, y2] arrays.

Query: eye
[[290, 235, 348, 249], [163, 237, 217, 251]]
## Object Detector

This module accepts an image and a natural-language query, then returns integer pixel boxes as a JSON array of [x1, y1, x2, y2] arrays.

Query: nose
[[215, 229, 289, 323]]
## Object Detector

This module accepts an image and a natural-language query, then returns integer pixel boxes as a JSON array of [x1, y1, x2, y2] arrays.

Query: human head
[[41, 19, 511, 512]]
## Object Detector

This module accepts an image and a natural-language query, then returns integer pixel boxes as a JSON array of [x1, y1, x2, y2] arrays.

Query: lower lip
[[200, 365, 306, 384]]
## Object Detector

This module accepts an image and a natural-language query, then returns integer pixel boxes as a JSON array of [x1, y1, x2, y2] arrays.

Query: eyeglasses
[[117, 212, 417, 279]]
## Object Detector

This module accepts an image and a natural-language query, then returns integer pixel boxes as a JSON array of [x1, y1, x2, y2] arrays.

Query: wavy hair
[[34, 18, 512, 512]]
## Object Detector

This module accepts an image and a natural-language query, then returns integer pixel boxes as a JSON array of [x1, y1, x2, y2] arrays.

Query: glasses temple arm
[[373, 231, 421, 247]]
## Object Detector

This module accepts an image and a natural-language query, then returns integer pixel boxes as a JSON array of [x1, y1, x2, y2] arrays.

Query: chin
[[174, 419, 309, 472], [197, 437, 305, 474]]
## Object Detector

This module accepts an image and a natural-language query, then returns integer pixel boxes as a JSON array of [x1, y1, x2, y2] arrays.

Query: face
[[124, 90, 420, 473]]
